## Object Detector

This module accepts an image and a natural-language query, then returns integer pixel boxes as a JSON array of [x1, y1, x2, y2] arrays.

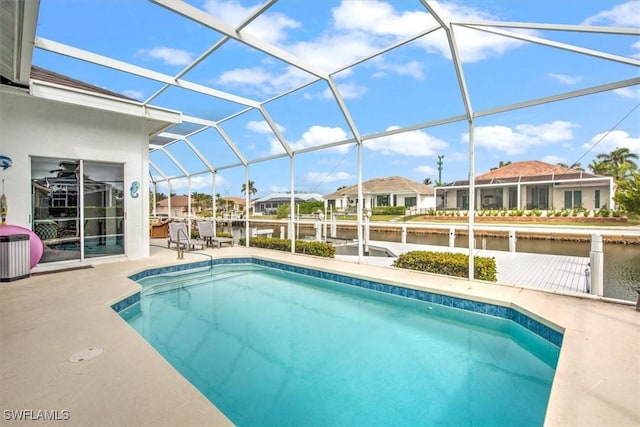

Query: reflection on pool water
[[120, 260, 561, 427]]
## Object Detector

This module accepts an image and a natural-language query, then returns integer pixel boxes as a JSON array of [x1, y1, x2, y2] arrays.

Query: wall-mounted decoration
[[129, 180, 140, 198], [0, 155, 12, 171]]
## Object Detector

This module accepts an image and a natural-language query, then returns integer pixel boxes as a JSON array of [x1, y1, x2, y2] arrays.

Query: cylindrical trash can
[[0, 234, 30, 282]]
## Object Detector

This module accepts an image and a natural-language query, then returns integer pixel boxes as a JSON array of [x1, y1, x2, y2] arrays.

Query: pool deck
[[1, 244, 639, 426]]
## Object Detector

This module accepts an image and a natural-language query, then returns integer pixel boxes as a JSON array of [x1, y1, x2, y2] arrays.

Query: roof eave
[[30, 79, 181, 137], [0, 0, 39, 85]]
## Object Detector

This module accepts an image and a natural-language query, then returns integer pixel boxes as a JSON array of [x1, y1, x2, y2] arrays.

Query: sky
[[32, 0, 640, 198]]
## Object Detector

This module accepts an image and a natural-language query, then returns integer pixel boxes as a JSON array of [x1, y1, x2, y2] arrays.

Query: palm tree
[[557, 162, 585, 172], [423, 178, 433, 186], [595, 147, 639, 181], [191, 192, 212, 212], [490, 160, 511, 171], [241, 180, 257, 197], [50, 160, 79, 178], [588, 159, 612, 176]]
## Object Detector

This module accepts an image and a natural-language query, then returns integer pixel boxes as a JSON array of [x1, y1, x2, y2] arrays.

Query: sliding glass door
[[32, 157, 124, 263], [83, 161, 124, 258]]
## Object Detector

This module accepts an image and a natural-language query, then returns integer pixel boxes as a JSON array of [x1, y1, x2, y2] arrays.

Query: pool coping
[[1, 245, 638, 426]]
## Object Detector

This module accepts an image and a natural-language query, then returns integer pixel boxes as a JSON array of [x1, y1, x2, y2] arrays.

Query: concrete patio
[[1, 244, 638, 426]]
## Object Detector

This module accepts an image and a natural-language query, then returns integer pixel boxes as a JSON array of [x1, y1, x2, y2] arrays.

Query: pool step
[[141, 269, 257, 296]]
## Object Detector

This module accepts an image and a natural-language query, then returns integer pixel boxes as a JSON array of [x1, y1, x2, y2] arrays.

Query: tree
[[423, 177, 433, 186], [595, 147, 639, 181], [614, 172, 640, 214], [241, 180, 257, 197], [557, 162, 584, 172], [588, 159, 612, 176], [490, 160, 511, 171], [190, 192, 212, 212]]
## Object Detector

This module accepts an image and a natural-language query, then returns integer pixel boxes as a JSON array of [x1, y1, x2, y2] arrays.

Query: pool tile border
[[118, 257, 562, 347]]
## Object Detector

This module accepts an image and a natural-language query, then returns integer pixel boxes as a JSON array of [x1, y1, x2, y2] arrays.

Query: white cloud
[[330, 1, 531, 64], [364, 126, 449, 156], [247, 120, 285, 134], [122, 89, 144, 100], [212, 0, 531, 97], [548, 73, 583, 85], [332, 0, 427, 37], [137, 47, 194, 66], [582, 1, 640, 26], [466, 121, 577, 155], [288, 125, 351, 153], [203, 0, 300, 45], [631, 40, 640, 59], [582, 130, 640, 154], [306, 171, 352, 183], [321, 82, 368, 100], [371, 58, 424, 80], [215, 66, 312, 96], [414, 165, 437, 175], [169, 175, 216, 192], [613, 86, 640, 99], [542, 155, 567, 165], [270, 185, 290, 193]]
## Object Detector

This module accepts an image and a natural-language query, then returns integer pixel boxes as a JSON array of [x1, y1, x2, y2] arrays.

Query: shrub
[[597, 206, 610, 217], [239, 237, 335, 258], [276, 201, 326, 219], [372, 206, 406, 215], [392, 250, 497, 282]]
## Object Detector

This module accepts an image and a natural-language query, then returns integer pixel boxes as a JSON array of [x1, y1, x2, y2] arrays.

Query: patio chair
[[196, 221, 215, 247], [168, 222, 205, 250], [197, 221, 233, 248]]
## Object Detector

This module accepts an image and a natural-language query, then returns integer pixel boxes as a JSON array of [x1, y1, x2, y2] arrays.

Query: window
[[595, 190, 600, 209], [564, 190, 582, 209], [404, 197, 417, 207], [508, 187, 518, 209], [457, 190, 469, 210], [530, 187, 548, 209], [376, 194, 390, 206]]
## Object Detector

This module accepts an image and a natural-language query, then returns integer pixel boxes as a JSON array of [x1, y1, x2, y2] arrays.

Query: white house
[[437, 160, 614, 211], [253, 193, 324, 215], [1, 65, 179, 266], [323, 176, 436, 211]]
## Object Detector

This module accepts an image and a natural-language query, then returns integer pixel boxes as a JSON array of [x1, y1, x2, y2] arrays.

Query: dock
[[335, 240, 590, 294]]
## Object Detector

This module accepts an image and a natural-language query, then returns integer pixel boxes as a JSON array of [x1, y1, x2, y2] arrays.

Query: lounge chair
[[196, 221, 233, 248], [150, 217, 172, 238], [168, 222, 205, 250]]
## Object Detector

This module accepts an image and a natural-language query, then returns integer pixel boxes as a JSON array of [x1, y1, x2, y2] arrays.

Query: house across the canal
[[437, 160, 614, 211]]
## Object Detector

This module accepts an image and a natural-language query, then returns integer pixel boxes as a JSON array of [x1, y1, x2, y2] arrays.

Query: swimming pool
[[118, 258, 562, 426]]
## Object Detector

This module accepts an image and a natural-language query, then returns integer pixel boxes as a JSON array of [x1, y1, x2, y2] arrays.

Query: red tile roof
[[443, 160, 604, 186], [477, 160, 584, 180], [157, 195, 191, 207]]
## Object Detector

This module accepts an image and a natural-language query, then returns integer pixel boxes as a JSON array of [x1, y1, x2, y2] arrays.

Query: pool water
[[122, 263, 560, 426]]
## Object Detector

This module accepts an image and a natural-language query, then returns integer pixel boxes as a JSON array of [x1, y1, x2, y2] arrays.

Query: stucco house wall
[[0, 86, 151, 260]]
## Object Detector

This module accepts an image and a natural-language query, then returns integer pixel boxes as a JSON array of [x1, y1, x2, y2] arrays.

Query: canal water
[[233, 225, 639, 302]]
